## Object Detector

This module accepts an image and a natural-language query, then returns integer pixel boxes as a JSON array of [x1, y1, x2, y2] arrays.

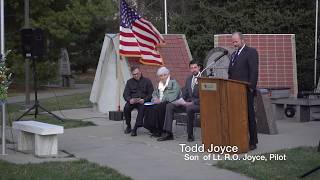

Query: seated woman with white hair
[[143, 67, 181, 137]]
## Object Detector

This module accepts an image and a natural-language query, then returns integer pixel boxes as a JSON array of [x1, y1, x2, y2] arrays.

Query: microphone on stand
[[198, 50, 228, 77], [209, 68, 214, 76]]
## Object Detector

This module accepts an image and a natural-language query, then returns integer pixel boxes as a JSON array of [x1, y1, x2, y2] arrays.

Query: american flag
[[119, 0, 165, 66]]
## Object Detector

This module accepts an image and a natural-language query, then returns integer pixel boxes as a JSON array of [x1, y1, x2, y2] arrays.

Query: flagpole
[[315, 0, 319, 88], [0, 0, 4, 60], [0, 0, 7, 156], [118, 0, 121, 111], [164, 0, 167, 34]]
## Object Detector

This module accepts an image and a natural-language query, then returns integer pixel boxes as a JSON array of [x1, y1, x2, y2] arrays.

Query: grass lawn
[[8, 92, 92, 113], [7, 92, 95, 128], [217, 147, 320, 180], [0, 159, 131, 180]]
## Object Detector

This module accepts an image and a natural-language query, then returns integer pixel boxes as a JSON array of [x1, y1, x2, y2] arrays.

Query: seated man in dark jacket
[[123, 66, 154, 136], [158, 60, 201, 142]]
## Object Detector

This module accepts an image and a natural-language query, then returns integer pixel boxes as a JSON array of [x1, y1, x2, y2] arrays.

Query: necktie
[[191, 76, 196, 92], [231, 50, 239, 66], [191, 76, 196, 91]]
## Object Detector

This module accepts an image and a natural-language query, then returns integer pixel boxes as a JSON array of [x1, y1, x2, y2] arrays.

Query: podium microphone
[[198, 50, 228, 77]]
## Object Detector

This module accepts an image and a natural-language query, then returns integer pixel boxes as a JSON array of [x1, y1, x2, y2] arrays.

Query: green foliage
[[5, 53, 58, 84], [5, 55, 25, 83], [0, 62, 12, 100], [36, 61, 58, 83], [34, 0, 118, 72], [5, 0, 118, 76]]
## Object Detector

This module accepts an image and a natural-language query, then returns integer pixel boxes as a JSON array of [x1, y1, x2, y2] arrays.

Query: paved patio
[[1, 108, 319, 180]]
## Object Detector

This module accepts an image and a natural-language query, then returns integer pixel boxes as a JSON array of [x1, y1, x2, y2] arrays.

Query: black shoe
[[187, 135, 194, 142], [124, 126, 131, 134], [151, 132, 161, 137], [131, 129, 137, 136], [249, 144, 257, 150], [157, 133, 173, 141]]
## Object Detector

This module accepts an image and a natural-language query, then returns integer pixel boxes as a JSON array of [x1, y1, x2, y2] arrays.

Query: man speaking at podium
[[228, 32, 259, 150]]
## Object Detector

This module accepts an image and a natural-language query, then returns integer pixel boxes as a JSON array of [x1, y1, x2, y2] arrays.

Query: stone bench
[[271, 98, 320, 122], [13, 121, 64, 156]]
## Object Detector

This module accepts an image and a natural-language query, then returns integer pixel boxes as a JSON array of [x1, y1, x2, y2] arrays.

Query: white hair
[[157, 66, 170, 76]]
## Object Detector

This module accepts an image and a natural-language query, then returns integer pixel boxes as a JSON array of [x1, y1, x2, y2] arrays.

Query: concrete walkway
[[55, 109, 252, 180], [2, 107, 319, 180]]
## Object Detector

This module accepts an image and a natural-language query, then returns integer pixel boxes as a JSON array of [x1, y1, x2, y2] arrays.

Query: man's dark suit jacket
[[228, 45, 259, 90], [182, 75, 200, 105]]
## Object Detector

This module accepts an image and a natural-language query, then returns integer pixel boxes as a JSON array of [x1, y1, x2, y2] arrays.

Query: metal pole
[[0, 0, 6, 155], [24, 0, 30, 106], [1, 102, 6, 155], [0, 0, 4, 56], [164, 0, 167, 34], [315, 0, 319, 88]]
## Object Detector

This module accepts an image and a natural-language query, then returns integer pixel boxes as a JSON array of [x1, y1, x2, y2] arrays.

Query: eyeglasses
[[132, 73, 140, 76]]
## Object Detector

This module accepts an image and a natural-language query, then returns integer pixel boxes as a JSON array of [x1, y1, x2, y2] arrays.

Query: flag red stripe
[[120, 40, 139, 47], [133, 21, 160, 44], [132, 29, 157, 45], [120, 39, 154, 51], [140, 18, 163, 43], [120, 40, 155, 51], [141, 50, 161, 58], [120, 31, 135, 38], [119, 49, 141, 56], [138, 42, 155, 50], [140, 59, 163, 65]]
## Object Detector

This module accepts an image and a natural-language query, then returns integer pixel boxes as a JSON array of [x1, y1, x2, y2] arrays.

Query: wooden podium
[[198, 77, 249, 153]]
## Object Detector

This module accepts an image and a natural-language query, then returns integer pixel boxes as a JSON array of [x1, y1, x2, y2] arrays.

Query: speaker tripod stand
[[15, 58, 63, 122]]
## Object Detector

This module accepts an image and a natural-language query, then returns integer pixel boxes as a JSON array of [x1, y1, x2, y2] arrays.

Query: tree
[[34, 0, 118, 72], [5, 0, 118, 82]]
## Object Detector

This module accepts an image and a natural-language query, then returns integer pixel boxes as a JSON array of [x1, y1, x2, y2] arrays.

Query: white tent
[[90, 34, 131, 113]]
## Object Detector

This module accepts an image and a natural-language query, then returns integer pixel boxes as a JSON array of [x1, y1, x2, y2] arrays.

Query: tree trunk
[[136, 0, 146, 16]]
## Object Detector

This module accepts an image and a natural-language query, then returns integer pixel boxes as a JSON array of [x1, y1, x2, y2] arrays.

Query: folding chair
[[174, 112, 200, 138]]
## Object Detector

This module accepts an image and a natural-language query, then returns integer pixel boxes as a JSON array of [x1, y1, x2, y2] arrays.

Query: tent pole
[[164, 0, 167, 34]]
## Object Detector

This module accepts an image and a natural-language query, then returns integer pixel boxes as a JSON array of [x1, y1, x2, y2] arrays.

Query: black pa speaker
[[20, 28, 46, 59], [21, 28, 34, 58], [32, 28, 45, 58]]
